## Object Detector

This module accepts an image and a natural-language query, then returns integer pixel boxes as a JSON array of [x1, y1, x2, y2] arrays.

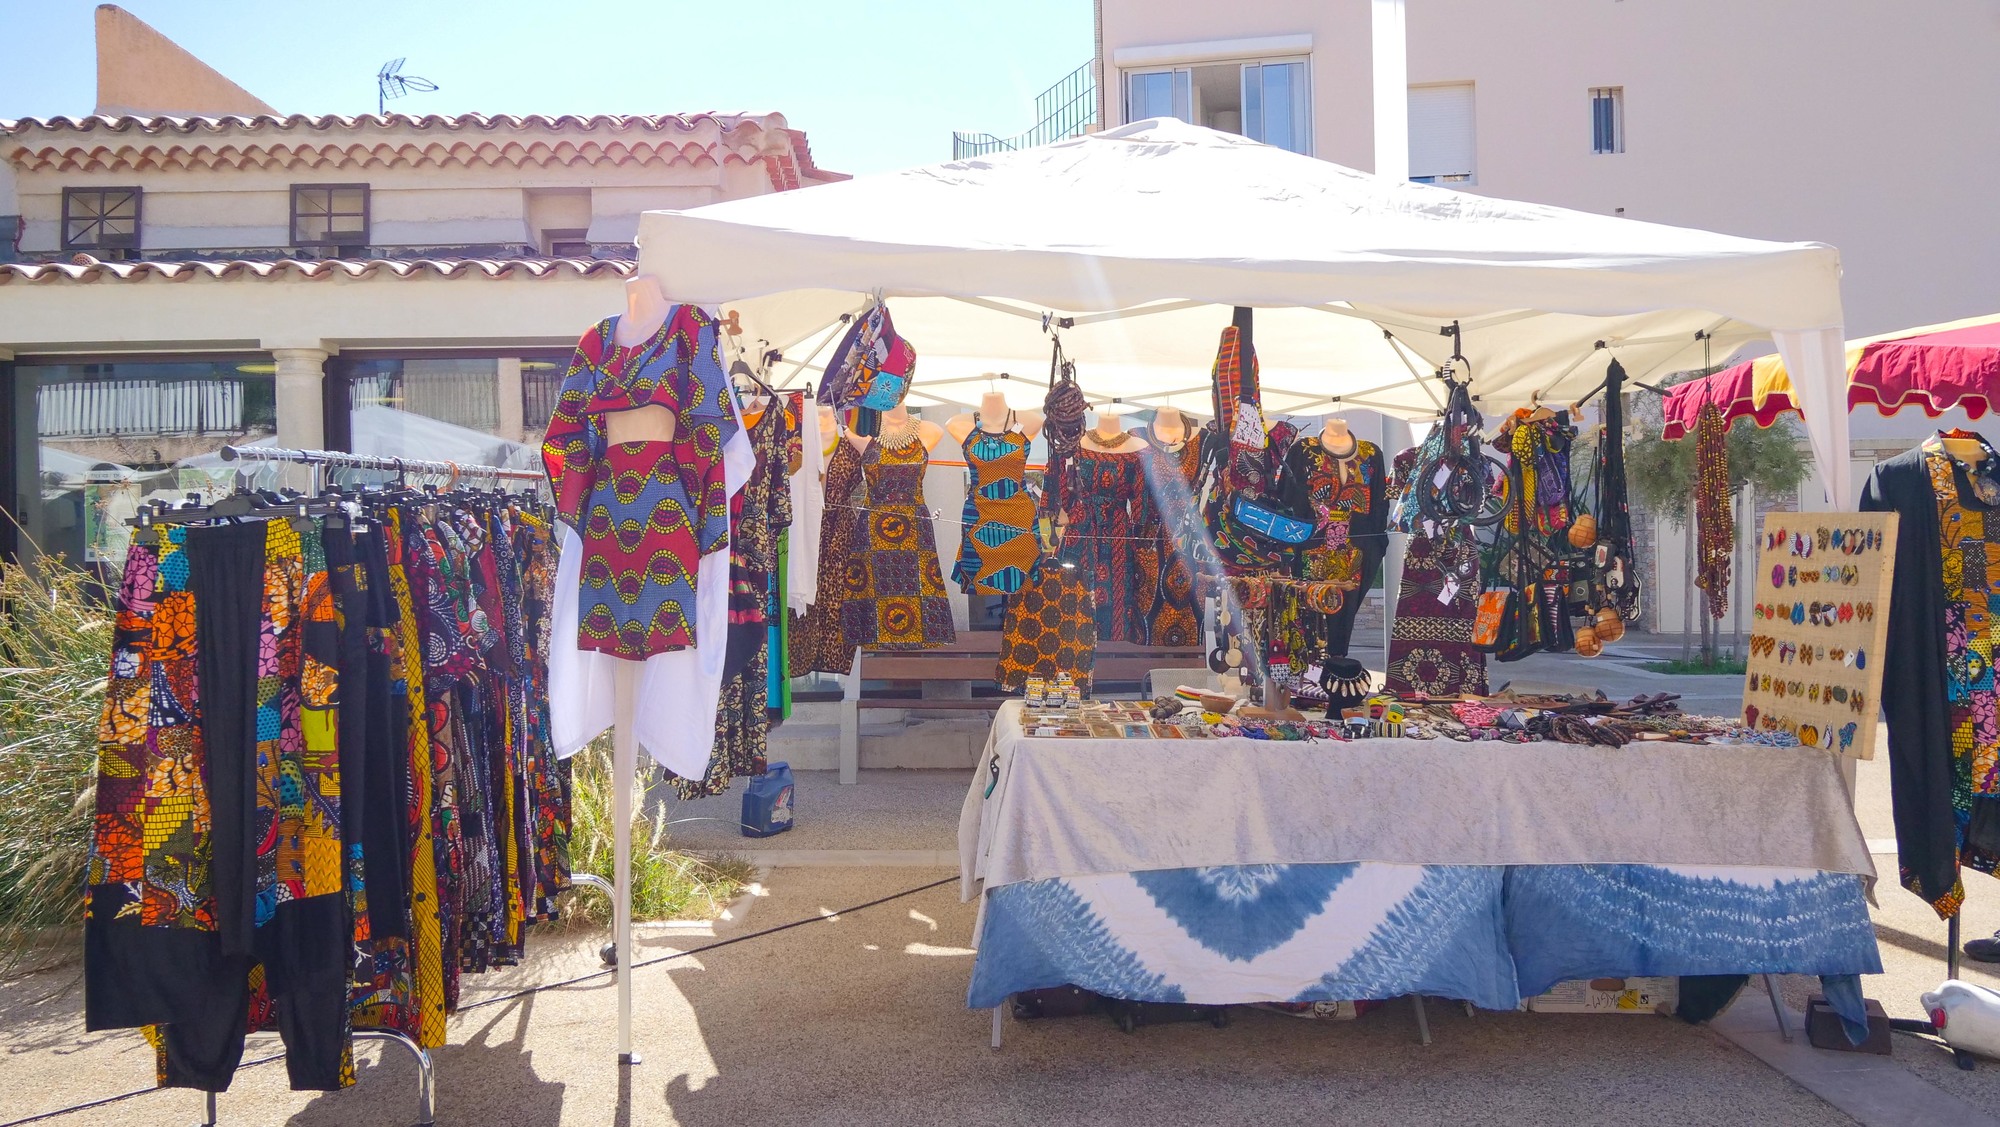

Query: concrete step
[[768, 714, 990, 772]]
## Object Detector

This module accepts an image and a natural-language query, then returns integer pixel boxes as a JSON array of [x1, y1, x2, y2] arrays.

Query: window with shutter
[[1408, 83, 1475, 184]]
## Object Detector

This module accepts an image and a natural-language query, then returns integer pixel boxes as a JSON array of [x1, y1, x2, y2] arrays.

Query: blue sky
[[0, 0, 1096, 174]]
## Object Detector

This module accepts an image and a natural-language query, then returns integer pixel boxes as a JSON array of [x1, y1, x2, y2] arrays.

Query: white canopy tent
[[638, 119, 1850, 503]]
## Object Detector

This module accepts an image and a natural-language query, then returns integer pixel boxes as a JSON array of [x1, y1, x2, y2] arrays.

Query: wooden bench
[[832, 632, 1203, 782]]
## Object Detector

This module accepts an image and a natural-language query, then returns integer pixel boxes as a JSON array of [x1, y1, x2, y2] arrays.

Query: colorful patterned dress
[[1283, 435, 1389, 655], [1925, 437, 2000, 877], [1135, 434, 1202, 647], [1385, 449, 1488, 696], [995, 563, 1097, 693], [841, 436, 956, 649], [952, 421, 1040, 595], [791, 438, 866, 675], [542, 306, 737, 659], [685, 402, 795, 798], [1061, 447, 1148, 643]]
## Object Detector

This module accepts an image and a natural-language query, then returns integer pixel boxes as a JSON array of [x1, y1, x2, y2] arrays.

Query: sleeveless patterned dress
[[840, 437, 956, 649], [952, 420, 1040, 595]]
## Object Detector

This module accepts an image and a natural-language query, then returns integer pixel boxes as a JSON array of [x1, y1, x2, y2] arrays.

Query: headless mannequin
[[1150, 406, 1190, 448], [1320, 413, 1359, 483], [818, 405, 840, 455], [847, 405, 944, 453], [1081, 406, 1149, 452], [945, 386, 1045, 444], [1942, 430, 1989, 465], [606, 275, 678, 446]]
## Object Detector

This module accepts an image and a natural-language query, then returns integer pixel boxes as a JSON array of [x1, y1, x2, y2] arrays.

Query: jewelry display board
[[1742, 513, 1898, 759]]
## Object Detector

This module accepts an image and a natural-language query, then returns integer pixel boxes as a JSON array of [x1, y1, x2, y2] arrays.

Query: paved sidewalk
[[0, 867, 1896, 1127]]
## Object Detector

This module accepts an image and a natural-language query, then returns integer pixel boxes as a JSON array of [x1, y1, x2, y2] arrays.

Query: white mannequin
[[1151, 406, 1191, 448], [1081, 405, 1149, 452], [945, 385, 1045, 445], [846, 405, 944, 453], [1319, 413, 1360, 483], [606, 275, 678, 446], [817, 404, 840, 455]]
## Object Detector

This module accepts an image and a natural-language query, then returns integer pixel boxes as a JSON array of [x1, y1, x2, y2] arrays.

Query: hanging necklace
[[877, 414, 924, 449]]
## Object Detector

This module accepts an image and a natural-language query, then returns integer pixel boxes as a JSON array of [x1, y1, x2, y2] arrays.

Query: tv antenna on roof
[[377, 58, 440, 117]]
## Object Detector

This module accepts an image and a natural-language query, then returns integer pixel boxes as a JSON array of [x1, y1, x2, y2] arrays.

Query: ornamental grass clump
[[0, 555, 110, 973], [560, 735, 753, 925]]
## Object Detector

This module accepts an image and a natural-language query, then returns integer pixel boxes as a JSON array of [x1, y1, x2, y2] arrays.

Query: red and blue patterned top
[[542, 305, 737, 659]]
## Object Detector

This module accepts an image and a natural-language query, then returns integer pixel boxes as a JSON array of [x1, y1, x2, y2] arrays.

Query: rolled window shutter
[[1408, 83, 1476, 182]]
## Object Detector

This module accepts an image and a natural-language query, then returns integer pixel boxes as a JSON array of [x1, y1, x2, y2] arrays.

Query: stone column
[[495, 357, 526, 443], [271, 347, 329, 450]]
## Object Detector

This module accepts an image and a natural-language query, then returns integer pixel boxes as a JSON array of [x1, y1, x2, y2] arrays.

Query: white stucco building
[[0, 5, 839, 567]]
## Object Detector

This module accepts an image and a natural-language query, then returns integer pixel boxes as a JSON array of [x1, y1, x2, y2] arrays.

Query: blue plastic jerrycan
[[741, 762, 795, 838]]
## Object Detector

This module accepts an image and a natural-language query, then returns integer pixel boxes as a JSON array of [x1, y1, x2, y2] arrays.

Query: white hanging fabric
[[787, 400, 825, 611]]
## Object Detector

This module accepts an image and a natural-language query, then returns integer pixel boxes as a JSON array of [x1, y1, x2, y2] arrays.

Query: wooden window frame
[[60, 186, 143, 254], [290, 183, 372, 249]]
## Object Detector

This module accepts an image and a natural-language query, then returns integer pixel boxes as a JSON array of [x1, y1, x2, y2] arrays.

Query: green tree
[[1622, 369, 1811, 667]]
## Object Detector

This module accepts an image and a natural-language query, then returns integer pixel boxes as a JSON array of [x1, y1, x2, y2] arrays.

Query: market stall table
[[958, 701, 1882, 1039]]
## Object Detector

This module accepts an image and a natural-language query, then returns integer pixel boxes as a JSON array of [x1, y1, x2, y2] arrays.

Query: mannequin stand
[[611, 661, 642, 1066]]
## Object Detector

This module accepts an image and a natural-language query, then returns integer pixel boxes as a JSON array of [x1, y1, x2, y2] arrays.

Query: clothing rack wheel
[[194, 1030, 434, 1126]]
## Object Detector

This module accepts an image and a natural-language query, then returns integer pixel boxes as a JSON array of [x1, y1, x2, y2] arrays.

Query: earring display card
[[1740, 513, 1898, 759]]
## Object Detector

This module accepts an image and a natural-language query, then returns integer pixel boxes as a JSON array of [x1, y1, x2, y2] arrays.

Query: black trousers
[[160, 521, 352, 1092], [186, 521, 267, 957]]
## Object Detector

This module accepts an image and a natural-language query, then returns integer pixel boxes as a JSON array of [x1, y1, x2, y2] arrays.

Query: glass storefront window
[[343, 356, 559, 475], [20, 359, 276, 575]]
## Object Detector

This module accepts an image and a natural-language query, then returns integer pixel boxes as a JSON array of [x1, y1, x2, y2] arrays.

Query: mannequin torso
[[848, 406, 944, 454], [606, 274, 679, 445], [945, 388, 1044, 444], [1081, 408, 1149, 453]]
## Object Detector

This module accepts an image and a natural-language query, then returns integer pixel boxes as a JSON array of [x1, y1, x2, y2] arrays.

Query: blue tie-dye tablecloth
[[960, 709, 1883, 1032]]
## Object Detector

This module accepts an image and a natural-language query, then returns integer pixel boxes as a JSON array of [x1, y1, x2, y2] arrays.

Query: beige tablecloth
[[958, 701, 1874, 899]]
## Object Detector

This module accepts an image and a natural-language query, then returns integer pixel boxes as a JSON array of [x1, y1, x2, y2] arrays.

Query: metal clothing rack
[[219, 444, 546, 494], [199, 1030, 434, 1127], [159, 446, 540, 1124]]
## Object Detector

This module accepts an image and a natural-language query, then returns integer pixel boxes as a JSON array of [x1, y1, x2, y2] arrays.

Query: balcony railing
[[953, 61, 1096, 159]]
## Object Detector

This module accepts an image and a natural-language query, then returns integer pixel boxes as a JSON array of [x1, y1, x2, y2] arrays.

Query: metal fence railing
[[953, 61, 1096, 159]]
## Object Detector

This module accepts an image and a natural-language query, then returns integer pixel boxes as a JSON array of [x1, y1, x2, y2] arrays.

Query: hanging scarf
[[1692, 404, 1732, 619]]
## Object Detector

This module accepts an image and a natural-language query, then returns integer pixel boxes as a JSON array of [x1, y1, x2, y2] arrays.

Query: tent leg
[[1950, 914, 1962, 982], [200, 1091, 217, 1127], [1761, 974, 1791, 1042]]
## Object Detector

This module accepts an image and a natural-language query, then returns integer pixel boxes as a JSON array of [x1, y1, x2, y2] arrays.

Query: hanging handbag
[[1473, 587, 1516, 650], [817, 301, 916, 435]]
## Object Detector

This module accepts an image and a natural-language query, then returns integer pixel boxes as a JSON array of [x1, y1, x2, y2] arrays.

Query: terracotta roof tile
[[0, 111, 846, 184], [0, 254, 637, 285], [0, 111, 784, 136]]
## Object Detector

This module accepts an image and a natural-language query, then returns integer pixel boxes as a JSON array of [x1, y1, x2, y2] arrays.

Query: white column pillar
[[1371, 0, 1409, 180], [496, 357, 526, 443], [271, 347, 329, 450]]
